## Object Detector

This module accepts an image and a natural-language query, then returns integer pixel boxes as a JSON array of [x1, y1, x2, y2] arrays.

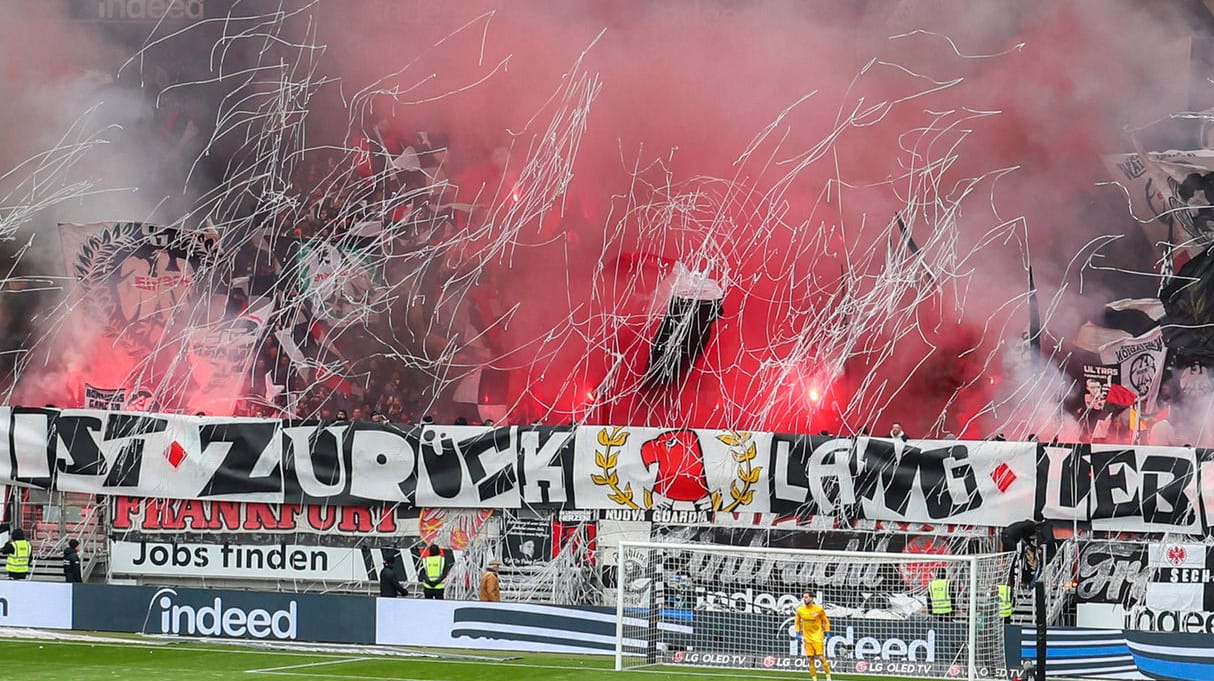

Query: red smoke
[[3, 1, 1200, 436]]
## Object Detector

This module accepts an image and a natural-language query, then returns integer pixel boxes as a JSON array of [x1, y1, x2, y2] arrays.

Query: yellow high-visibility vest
[[998, 584, 1014, 619], [6, 540, 31, 574], [929, 579, 952, 615], [423, 553, 446, 590]]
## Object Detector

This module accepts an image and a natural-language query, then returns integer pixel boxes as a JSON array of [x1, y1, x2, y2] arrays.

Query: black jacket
[[62, 547, 82, 583], [379, 564, 408, 597], [1000, 520, 1037, 549]]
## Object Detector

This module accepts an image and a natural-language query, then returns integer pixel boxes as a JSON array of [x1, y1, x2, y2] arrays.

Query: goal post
[[614, 540, 1014, 680]]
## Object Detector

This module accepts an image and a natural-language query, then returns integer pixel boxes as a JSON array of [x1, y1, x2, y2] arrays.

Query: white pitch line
[[245, 656, 372, 674], [249, 673, 438, 681], [0, 639, 876, 681]]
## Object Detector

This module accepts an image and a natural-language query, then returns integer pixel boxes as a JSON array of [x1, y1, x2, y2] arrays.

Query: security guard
[[928, 569, 953, 617], [2, 528, 31, 580], [998, 583, 1014, 620], [420, 543, 452, 599]]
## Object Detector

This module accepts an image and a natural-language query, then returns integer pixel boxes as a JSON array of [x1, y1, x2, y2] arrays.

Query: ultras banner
[[9, 407, 1214, 532]]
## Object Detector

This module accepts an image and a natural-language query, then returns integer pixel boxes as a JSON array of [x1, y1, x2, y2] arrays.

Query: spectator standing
[[889, 422, 908, 441], [479, 560, 501, 602], [1, 528, 31, 580], [379, 556, 408, 597], [63, 539, 82, 583]]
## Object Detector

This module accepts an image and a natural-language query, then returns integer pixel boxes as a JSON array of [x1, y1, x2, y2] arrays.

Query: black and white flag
[[1147, 543, 1214, 612]]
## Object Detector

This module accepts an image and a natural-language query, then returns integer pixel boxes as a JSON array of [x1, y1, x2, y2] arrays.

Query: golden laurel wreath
[[590, 427, 761, 511]]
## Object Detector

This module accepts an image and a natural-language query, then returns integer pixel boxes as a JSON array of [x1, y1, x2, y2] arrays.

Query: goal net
[[615, 541, 1014, 680]]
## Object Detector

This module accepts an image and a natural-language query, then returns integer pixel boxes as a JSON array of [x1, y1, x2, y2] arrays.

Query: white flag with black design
[[1146, 543, 1214, 612]]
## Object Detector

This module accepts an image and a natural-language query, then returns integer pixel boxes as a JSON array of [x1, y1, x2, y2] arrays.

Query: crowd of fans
[[222, 128, 485, 424]]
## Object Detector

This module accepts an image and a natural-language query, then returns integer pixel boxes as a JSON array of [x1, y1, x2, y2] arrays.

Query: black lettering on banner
[[419, 426, 516, 503], [770, 434, 814, 515], [198, 421, 280, 498], [419, 427, 460, 499], [1035, 444, 1091, 521], [854, 440, 982, 519], [101, 414, 169, 488], [770, 435, 853, 516], [518, 427, 575, 507], [853, 437, 900, 515], [810, 436, 856, 514], [52, 412, 108, 477], [282, 422, 420, 505], [2, 408, 56, 487], [466, 428, 516, 501], [1090, 448, 1141, 521], [924, 444, 982, 518], [283, 422, 348, 503], [1140, 453, 1196, 528], [347, 424, 417, 504], [1199, 449, 1214, 532]]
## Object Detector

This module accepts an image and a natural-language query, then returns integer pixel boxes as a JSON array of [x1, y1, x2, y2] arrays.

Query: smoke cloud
[[0, 0, 1205, 438]]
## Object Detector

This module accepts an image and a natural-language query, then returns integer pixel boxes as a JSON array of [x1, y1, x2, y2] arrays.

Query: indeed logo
[[783, 623, 936, 661], [151, 588, 297, 639], [695, 587, 802, 614], [1126, 608, 1214, 634], [89, 0, 206, 21]]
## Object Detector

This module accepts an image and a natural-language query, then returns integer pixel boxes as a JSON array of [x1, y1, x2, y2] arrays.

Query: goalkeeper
[[795, 590, 833, 681]]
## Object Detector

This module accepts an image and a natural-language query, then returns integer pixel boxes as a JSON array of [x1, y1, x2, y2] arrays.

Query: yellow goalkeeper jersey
[[795, 603, 830, 638]]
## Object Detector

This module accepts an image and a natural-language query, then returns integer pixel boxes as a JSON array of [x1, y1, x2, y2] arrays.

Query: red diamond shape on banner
[[166, 441, 187, 469], [990, 462, 1016, 493]]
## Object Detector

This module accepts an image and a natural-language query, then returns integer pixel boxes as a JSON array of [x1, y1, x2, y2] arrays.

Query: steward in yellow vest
[[929, 571, 953, 617], [421, 543, 452, 600], [2, 528, 32, 580], [998, 584, 1014, 619]]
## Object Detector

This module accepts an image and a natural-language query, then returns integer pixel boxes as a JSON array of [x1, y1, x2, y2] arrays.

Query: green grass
[[0, 636, 935, 681]]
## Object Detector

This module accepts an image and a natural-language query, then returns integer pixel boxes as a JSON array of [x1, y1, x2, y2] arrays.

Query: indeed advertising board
[[0, 582, 72, 629], [73, 584, 374, 643], [109, 540, 371, 581]]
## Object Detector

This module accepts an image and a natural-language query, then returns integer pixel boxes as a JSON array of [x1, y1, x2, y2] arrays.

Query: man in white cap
[[479, 560, 501, 602]]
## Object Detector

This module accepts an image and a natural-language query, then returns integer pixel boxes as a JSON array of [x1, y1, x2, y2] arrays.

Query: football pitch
[[0, 635, 935, 681]]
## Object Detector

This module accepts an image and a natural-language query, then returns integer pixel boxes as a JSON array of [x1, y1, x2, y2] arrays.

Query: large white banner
[[3, 407, 1214, 536], [0, 582, 73, 629], [109, 541, 374, 582]]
